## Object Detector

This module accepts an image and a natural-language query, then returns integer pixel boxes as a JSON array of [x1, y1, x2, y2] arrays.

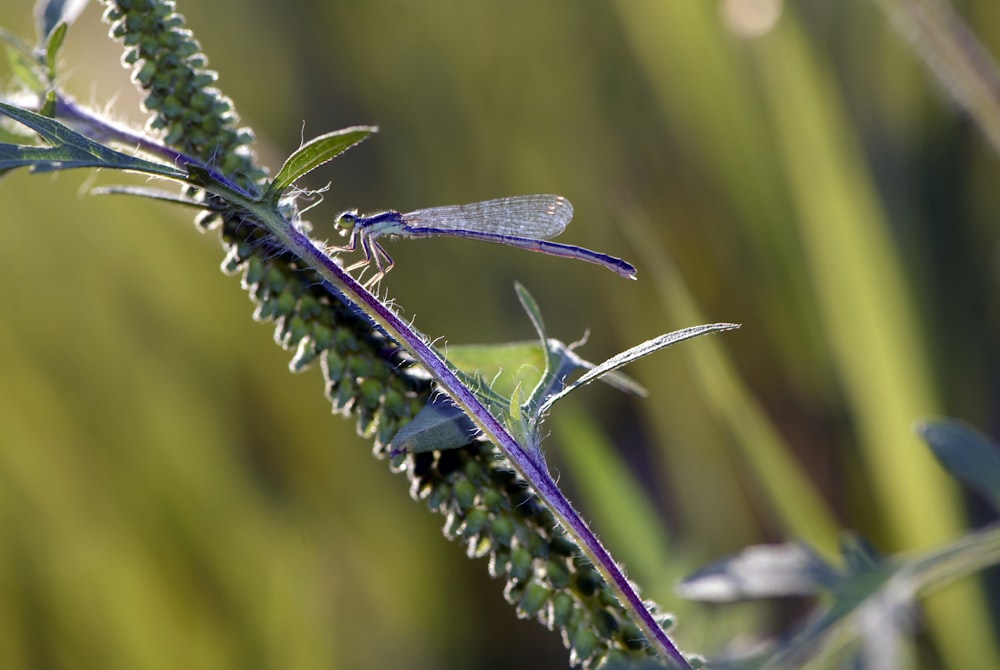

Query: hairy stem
[[215, 188, 693, 669]]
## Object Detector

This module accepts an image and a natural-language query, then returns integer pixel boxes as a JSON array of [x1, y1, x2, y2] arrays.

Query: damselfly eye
[[337, 211, 359, 230]]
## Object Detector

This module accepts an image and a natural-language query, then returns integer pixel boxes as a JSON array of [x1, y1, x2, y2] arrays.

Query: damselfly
[[331, 194, 636, 286]]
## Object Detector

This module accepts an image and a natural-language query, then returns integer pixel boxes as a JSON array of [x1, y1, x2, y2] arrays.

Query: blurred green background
[[1, 0, 999, 667]]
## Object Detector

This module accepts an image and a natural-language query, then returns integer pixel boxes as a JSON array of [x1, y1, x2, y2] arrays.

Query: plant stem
[[54, 96, 254, 198], [48, 97, 692, 668], [226, 192, 693, 670]]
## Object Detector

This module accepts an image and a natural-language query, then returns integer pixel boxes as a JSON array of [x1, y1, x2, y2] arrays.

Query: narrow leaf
[[508, 383, 524, 428], [34, 0, 88, 46], [916, 419, 1000, 511], [514, 281, 547, 345], [515, 282, 569, 414], [677, 543, 840, 602], [839, 532, 882, 574], [268, 126, 377, 197], [541, 322, 740, 412], [44, 21, 68, 79], [0, 101, 187, 179], [91, 185, 225, 210], [899, 523, 1000, 599]]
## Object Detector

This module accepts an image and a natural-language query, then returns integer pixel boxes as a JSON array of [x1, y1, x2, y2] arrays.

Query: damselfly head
[[335, 210, 359, 235]]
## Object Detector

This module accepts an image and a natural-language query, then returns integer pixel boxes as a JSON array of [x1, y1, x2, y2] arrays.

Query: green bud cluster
[[100, 1, 668, 666], [104, 0, 262, 188], [407, 445, 666, 667], [102, 0, 422, 453]]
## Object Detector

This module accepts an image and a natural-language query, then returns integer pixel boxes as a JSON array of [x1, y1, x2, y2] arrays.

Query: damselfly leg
[[328, 229, 396, 289]]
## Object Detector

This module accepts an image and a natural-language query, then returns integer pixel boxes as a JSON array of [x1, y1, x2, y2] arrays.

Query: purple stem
[[268, 219, 693, 670], [53, 96, 255, 198], [48, 100, 692, 668]]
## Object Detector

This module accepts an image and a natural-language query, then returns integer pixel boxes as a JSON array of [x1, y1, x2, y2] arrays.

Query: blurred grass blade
[[622, 211, 840, 556], [873, 0, 1000, 152], [752, 10, 1000, 667], [1, 27, 46, 92], [552, 408, 677, 597]]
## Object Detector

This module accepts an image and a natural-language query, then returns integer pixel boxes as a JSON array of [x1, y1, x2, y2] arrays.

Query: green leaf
[[446, 341, 547, 400], [387, 340, 536, 455], [446, 339, 644, 405], [395, 283, 663, 457], [44, 21, 68, 80], [39, 89, 57, 118], [0, 101, 187, 180], [417, 336, 643, 454], [839, 532, 882, 574], [514, 281, 548, 345], [682, 526, 1000, 669], [34, 0, 87, 47], [540, 322, 740, 413], [916, 419, 1000, 511], [91, 185, 224, 210], [677, 543, 840, 602], [388, 395, 477, 454], [507, 382, 527, 442], [267, 126, 377, 199], [681, 536, 898, 668], [514, 282, 563, 414]]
